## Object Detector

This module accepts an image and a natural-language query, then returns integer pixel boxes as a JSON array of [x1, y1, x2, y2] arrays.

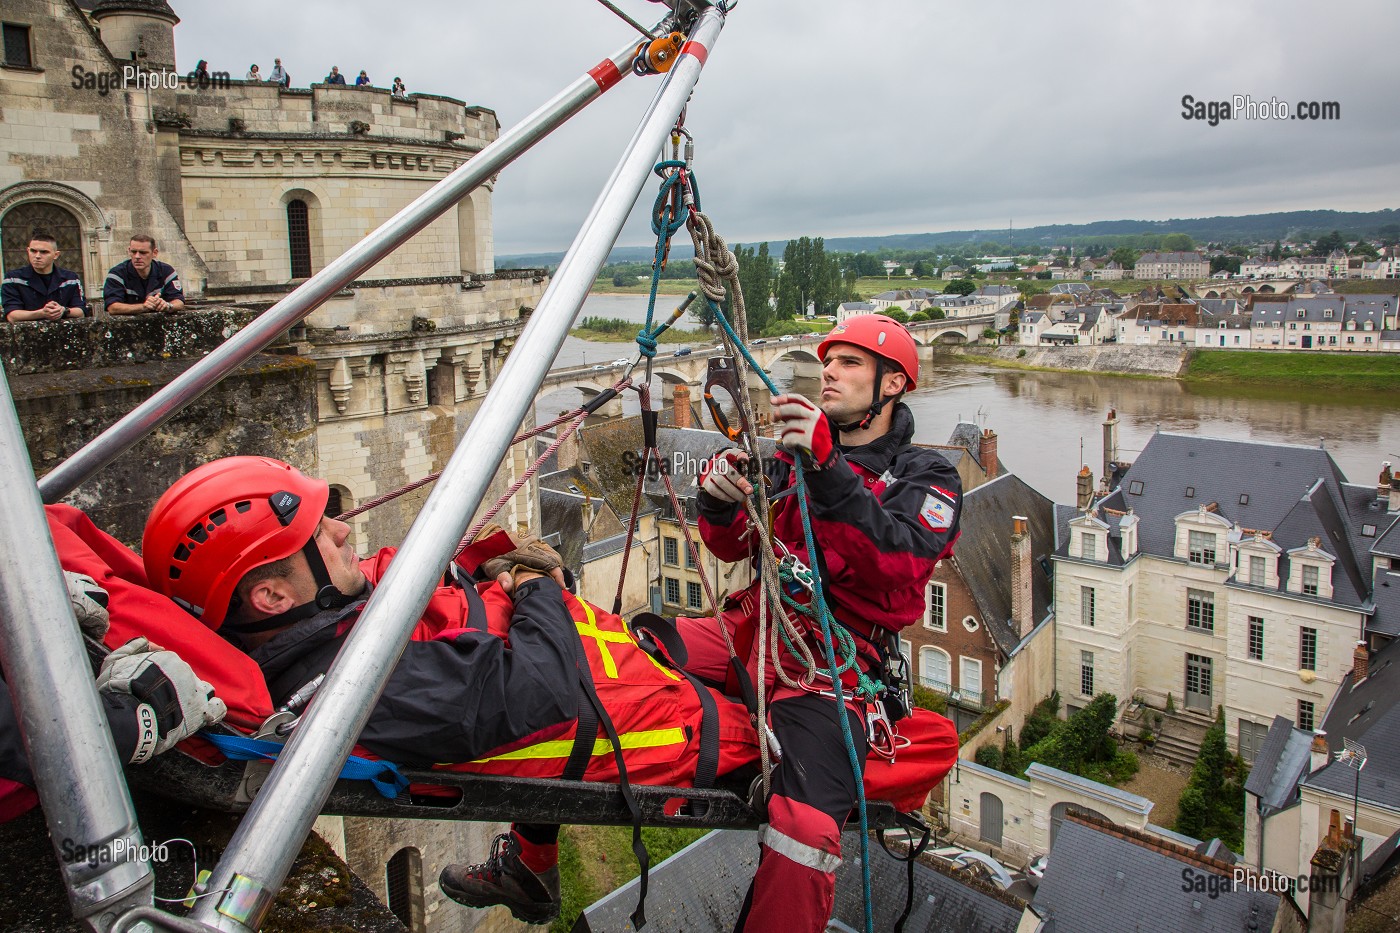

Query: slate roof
[[539, 487, 587, 569], [1304, 636, 1400, 810], [579, 830, 1025, 933], [1373, 570, 1400, 638], [1098, 433, 1372, 610], [1242, 715, 1314, 814], [1033, 816, 1281, 933], [1137, 251, 1206, 264], [1250, 296, 1345, 325], [951, 474, 1056, 654], [1117, 303, 1202, 327]]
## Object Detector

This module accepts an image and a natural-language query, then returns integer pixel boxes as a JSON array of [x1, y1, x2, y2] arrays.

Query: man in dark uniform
[[1, 231, 89, 322], [103, 234, 185, 315]]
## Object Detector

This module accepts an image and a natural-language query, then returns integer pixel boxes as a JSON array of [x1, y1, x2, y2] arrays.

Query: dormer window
[[1080, 533, 1098, 561], [1324, 309, 1333, 319], [1302, 565, 1319, 596]]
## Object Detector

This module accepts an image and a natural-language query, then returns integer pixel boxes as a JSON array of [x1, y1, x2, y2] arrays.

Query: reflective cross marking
[[574, 599, 679, 681]]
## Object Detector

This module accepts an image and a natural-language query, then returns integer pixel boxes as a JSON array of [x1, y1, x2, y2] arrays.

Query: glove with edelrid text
[[698, 448, 751, 503], [477, 525, 566, 581], [772, 393, 835, 468], [96, 638, 227, 763], [65, 571, 110, 639]]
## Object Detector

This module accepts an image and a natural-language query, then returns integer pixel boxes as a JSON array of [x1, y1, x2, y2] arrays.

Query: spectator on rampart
[[1, 231, 89, 322], [246, 64, 262, 81], [355, 70, 371, 87], [392, 77, 407, 98], [269, 58, 287, 87], [103, 235, 184, 316], [324, 66, 346, 85]]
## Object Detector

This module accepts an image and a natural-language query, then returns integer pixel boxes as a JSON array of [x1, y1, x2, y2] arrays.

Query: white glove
[[97, 637, 227, 763], [65, 571, 110, 639], [699, 448, 752, 503]]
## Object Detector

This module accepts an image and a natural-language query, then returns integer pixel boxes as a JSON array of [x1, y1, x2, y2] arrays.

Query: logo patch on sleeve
[[919, 494, 954, 531]]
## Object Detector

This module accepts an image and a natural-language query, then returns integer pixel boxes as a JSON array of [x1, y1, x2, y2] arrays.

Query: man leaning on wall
[[103, 234, 185, 316]]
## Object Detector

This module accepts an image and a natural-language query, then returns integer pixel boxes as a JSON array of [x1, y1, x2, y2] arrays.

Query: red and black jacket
[[698, 403, 961, 640]]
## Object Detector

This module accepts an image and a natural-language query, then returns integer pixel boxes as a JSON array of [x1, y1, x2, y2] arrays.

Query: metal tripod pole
[[37, 30, 651, 506], [0, 363, 154, 930], [188, 7, 727, 931]]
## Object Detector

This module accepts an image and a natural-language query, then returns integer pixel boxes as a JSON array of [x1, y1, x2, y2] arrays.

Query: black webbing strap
[[877, 810, 933, 933], [629, 613, 720, 789], [568, 623, 650, 928], [560, 669, 600, 783]]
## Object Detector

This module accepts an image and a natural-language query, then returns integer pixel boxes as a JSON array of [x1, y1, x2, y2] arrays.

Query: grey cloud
[[174, 0, 1400, 257]]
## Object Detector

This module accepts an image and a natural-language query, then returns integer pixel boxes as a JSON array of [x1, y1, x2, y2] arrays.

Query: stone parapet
[[1, 308, 268, 374], [171, 81, 498, 149]]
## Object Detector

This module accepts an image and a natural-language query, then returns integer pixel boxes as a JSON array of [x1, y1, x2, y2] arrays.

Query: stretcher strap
[[202, 732, 410, 799], [568, 622, 650, 929], [628, 613, 720, 790]]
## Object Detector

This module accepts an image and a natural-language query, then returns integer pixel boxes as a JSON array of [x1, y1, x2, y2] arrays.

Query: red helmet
[[143, 457, 328, 630], [817, 314, 919, 391]]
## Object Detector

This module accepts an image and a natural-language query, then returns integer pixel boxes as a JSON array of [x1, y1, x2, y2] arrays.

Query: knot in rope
[[688, 210, 736, 304], [634, 329, 659, 359], [650, 160, 691, 239]]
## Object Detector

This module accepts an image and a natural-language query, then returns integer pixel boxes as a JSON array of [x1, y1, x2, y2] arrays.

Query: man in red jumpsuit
[[685, 314, 962, 932]]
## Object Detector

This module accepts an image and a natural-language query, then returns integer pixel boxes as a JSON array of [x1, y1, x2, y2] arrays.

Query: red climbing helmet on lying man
[[142, 456, 353, 631]]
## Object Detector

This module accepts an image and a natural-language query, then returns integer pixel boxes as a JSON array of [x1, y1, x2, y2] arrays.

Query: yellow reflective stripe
[[470, 727, 688, 763]]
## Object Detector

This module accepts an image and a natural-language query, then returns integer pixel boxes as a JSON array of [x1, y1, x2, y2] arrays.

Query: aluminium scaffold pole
[[36, 27, 656, 506], [185, 7, 729, 931], [0, 365, 155, 931]]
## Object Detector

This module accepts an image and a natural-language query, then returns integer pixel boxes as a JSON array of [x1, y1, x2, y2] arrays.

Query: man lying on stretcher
[[102, 455, 955, 924]]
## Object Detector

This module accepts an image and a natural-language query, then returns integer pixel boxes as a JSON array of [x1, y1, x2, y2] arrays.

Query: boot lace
[[459, 833, 513, 882]]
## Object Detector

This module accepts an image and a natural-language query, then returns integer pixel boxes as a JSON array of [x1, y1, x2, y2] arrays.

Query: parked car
[[611, 358, 631, 367], [1026, 854, 1048, 890], [672, 346, 693, 357], [779, 334, 797, 342], [751, 339, 768, 345], [590, 363, 609, 371]]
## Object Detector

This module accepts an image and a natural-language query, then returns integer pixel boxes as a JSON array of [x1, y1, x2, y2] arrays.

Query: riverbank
[[944, 345, 1188, 378], [1183, 349, 1400, 391], [941, 345, 1400, 391]]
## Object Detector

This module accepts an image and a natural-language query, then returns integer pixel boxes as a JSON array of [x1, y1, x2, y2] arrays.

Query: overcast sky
[[173, 1, 1400, 257]]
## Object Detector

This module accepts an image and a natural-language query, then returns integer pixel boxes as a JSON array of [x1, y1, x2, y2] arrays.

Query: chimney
[[1310, 731, 1330, 774], [1354, 641, 1370, 684], [672, 384, 693, 430], [1076, 465, 1094, 511], [978, 428, 999, 478], [581, 494, 593, 533], [1102, 409, 1119, 484], [1010, 516, 1034, 639], [557, 426, 581, 472], [1383, 462, 1396, 503], [1391, 471, 1400, 514]]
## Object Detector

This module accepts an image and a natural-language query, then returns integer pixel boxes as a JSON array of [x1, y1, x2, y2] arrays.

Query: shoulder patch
[[929, 484, 959, 506], [919, 494, 955, 531]]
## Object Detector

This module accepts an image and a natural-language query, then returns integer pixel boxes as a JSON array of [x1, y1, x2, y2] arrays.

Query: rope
[[685, 204, 875, 933]]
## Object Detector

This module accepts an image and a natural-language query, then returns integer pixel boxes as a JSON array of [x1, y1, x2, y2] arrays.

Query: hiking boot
[[439, 833, 561, 924]]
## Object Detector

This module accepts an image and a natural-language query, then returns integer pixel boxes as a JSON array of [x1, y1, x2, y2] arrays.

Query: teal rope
[[793, 456, 874, 933], [706, 298, 874, 933], [635, 160, 691, 359]]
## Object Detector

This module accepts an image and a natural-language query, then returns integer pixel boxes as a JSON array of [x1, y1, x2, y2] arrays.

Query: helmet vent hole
[[174, 543, 191, 561], [235, 500, 252, 513], [168, 567, 181, 580], [187, 524, 208, 544], [209, 509, 228, 526]]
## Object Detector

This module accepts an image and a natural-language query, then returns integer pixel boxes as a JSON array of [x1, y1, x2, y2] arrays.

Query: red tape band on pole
[[680, 41, 709, 64], [588, 59, 624, 91]]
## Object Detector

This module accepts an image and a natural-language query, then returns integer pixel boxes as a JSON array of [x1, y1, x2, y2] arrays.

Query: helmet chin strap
[[832, 357, 899, 434], [223, 535, 360, 635]]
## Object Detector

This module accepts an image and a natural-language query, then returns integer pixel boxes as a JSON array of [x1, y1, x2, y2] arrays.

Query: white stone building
[[1052, 433, 1393, 762], [1134, 251, 1209, 280]]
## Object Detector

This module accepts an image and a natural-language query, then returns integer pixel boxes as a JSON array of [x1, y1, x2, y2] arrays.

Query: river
[[543, 295, 1400, 504]]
